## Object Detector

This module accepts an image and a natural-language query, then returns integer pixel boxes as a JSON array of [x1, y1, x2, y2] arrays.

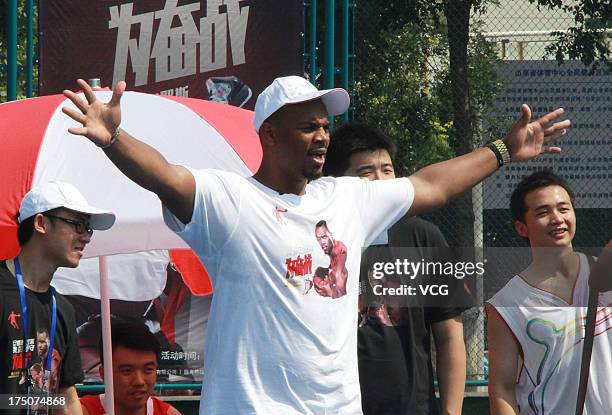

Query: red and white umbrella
[[52, 250, 170, 300], [1, 90, 261, 257], [0, 90, 262, 409], [50, 249, 215, 299], [0, 90, 261, 293]]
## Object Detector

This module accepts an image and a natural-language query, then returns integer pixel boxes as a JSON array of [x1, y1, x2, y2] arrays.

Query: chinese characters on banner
[[484, 61, 612, 209], [40, 0, 302, 109]]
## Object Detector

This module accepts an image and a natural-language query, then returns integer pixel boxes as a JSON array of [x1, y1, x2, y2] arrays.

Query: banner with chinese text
[[40, 0, 303, 109], [484, 61, 611, 209]]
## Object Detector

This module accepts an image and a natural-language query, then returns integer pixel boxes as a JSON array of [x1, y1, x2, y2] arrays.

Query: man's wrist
[[97, 127, 121, 149], [486, 139, 511, 167]]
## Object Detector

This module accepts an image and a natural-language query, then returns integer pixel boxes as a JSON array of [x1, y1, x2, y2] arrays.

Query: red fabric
[[159, 279, 191, 347], [170, 249, 213, 296], [80, 394, 104, 415], [163, 96, 262, 173], [0, 95, 67, 259], [80, 395, 174, 414], [152, 395, 174, 414]]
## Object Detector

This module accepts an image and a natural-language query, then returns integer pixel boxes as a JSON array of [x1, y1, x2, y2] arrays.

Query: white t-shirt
[[163, 169, 414, 414], [487, 253, 612, 415]]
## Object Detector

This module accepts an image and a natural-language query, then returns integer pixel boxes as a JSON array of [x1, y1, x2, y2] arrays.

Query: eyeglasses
[[45, 214, 94, 236]]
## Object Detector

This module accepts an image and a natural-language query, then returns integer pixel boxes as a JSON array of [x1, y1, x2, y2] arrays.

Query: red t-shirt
[[80, 394, 175, 415]]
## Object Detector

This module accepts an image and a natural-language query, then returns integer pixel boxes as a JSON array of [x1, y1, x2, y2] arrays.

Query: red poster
[[40, 0, 303, 109]]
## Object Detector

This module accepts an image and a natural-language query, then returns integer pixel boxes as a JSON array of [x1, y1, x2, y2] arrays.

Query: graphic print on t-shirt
[[282, 233, 316, 295], [281, 220, 350, 299], [313, 220, 349, 299], [273, 206, 288, 225], [8, 311, 21, 329], [524, 304, 612, 414], [10, 327, 62, 393]]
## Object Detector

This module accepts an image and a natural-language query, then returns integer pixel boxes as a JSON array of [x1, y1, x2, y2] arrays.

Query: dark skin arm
[[408, 105, 570, 216], [63, 81, 570, 222], [62, 79, 195, 224]]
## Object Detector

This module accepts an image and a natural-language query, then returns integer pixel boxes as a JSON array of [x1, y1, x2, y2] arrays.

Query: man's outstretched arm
[[62, 79, 195, 224], [408, 105, 570, 216]]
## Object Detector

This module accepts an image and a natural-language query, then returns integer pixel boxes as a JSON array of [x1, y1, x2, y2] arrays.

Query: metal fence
[[343, 0, 611, 383], [0, 0, 37, 101], [3, 0, 610, 388]]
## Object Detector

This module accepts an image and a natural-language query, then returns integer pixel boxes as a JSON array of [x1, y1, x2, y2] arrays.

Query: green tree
[[352, 1, 501, 249], [353, 24, 454, 175], [351, 0, 610, 248], [531, 0, 611, 68]]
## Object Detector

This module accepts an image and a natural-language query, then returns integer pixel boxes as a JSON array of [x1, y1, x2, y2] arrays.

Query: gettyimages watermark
[[370, 257, 485, 280], [358, 246, 610, 309], [359, 246, 480, 309]]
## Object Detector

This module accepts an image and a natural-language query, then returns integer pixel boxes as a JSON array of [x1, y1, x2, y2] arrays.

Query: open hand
[[504, 104, 571, 162], [62, 79, 125, 147]]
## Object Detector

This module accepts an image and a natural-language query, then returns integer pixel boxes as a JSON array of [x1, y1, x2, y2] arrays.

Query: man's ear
[[33, 213, 48, 236], [259, 121, 277, 147], [514, 219, 529, 239]]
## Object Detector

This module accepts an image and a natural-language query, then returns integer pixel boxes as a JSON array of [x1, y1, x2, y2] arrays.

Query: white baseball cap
[[253, 76, 350, 132], [19, 181, 116, 230]]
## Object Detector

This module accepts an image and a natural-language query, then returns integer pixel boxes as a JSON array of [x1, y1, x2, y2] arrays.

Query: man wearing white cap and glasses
[[1, 181, 115, 415], [62, 76, 569, 414]]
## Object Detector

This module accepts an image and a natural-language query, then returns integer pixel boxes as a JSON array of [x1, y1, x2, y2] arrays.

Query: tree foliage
[[352, 2, 501, 176], [350, 0, 610, 176], [530, 0, 612, 68], [353, 24, 455, 175]]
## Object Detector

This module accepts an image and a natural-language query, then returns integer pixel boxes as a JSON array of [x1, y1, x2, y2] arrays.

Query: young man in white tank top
[[487, 170, 612, 415]]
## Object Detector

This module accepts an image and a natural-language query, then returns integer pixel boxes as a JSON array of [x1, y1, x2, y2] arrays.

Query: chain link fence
[[2, 0, 609, 393], [349, 0, 611, 385]]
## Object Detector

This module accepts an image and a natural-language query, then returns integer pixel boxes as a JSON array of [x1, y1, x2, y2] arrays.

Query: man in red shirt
[[80, 322, 180, 415]]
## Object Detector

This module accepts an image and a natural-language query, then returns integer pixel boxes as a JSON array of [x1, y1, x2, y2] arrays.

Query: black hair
[[17, 207, 64, 247], [17, 216, 36, 247], [315, 220, 328, 229], [324, 122, 397, 177], [99, 321, 160, 363], [510, 170, 575, 222]]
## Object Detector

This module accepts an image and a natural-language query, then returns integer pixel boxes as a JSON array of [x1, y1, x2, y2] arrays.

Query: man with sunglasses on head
[[1, 181, 115, 415]]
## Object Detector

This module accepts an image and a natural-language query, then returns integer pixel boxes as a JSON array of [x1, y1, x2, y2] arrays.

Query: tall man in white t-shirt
[[62, 76, 569, 414]]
